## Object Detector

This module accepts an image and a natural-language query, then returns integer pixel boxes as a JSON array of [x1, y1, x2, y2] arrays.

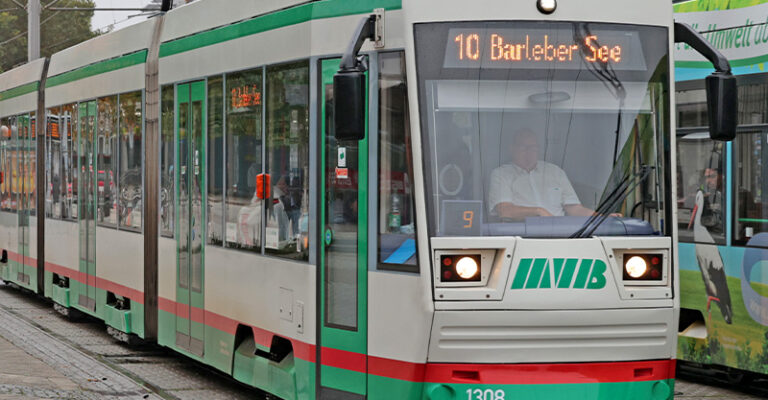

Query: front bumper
[[422, 359, 676, 400]]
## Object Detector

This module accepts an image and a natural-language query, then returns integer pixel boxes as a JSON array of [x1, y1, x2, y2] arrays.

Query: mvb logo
[[510, 258, 607, 290]]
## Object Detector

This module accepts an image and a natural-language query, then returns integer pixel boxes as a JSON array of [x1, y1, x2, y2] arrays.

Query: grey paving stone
[[0, 284, 266, 399]]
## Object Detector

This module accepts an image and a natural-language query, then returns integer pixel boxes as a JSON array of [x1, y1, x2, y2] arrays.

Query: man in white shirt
[[488, 129, 595, 220]]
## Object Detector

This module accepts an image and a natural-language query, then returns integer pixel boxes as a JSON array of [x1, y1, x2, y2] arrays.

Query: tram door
[[318, 58, 369, 399], [15, 115, 32, 287], [175, 81, 206, 357], [78, 101, 97, 310]]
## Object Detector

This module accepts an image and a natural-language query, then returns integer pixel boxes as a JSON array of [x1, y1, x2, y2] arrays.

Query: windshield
[[415, 21, 671, 238]]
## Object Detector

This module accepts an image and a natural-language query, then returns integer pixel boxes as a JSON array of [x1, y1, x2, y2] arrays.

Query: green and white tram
[[0, 0, 738, 399]]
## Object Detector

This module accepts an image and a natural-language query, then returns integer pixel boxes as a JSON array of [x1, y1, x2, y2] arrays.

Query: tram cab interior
[[425, 88, 667, 239]]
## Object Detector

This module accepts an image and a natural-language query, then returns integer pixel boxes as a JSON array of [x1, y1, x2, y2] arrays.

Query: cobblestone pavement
[[0, 283, 263, 400]]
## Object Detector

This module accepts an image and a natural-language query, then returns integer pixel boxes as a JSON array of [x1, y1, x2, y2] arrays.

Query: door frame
[[317, 57, 370, 399], [77, 101, 97, 311], [174, 80, 207, 358]]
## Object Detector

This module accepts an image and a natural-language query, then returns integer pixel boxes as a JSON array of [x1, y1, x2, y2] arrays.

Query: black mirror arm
[[674, 22, 731, 73], [339, 15, 377, 72]]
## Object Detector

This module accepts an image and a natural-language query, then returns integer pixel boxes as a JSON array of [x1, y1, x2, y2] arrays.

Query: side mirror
[[705, 72, 738, 141], [333, 70, 366, 141]]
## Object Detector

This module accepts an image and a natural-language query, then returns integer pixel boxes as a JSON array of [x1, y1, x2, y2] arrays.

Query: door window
[[265, 61, 310, 260], [677, 133, 726, 245], [734, 132, 768, 246], [378, 51, 417, 270]]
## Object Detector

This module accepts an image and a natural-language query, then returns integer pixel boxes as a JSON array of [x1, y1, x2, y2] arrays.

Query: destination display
[[443, 27, 647, 70]]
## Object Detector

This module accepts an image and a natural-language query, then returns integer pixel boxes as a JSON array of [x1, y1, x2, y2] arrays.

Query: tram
[[0, 0, 737, 399], [673, 0, 768, 381]]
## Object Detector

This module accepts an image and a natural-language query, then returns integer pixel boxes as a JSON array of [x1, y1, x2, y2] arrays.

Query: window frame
[[264, 59, 311, 261], [160, 84, 176, 238], [376, 50, 419, 273], [675, 127, 728, 246], [96, 95, 119, 228], [732, 127, 768, 248], [221, 67, 266, 253], [116, 90, 146, 233]]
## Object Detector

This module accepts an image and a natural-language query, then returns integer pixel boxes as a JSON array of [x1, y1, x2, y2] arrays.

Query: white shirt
[[488, 161, 580, 217]]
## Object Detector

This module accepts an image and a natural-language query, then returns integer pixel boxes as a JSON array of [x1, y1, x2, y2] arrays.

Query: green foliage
[[708, 331, 727, 365], [0, 0, 98, 73]]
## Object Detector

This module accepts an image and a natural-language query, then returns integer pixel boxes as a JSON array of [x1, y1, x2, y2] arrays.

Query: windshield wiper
[[570, 165, 654, 238]]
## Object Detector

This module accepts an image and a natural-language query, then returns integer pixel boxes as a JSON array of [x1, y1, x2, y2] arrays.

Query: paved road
[[0, 283, 263, 400]]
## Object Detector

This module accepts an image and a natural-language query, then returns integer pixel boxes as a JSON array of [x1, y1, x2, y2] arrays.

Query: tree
[[0, 0, 98, 73]]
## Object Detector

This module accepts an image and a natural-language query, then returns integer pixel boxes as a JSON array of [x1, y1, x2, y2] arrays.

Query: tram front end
[[416, 9, 679, 393], [397, 0, 732, 399]]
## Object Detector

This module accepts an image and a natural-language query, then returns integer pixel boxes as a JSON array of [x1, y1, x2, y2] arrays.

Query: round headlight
[[455, 257, 479, 279], [625, 256, 648, 278], [537, 0, 557, 14]]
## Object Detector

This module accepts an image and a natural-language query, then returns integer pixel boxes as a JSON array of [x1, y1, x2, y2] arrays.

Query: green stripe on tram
[[159, 0, 402, 58], [421, 380, 675, 400], [39, 0, 401, 88], [0, 82, 39, 102], [45, 50, 148, 88]]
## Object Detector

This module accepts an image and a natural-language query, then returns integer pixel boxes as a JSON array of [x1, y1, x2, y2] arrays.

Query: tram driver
[[487, 128, 596, 221]]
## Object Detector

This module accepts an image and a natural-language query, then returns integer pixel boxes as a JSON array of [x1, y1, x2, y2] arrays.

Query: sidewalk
[[0, 291, 161, 400], [0, 334, 82, 399]]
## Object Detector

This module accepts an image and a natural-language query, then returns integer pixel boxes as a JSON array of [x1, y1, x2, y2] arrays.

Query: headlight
[[440, 254, 482, 282], [456, 257, 479, 279], [625, 256, 647, 278], [623, 253, 663, 281]]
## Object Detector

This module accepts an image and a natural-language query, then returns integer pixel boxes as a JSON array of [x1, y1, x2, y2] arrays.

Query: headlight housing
[[440, 254, 481, 282], [622, 253, 663, 281]]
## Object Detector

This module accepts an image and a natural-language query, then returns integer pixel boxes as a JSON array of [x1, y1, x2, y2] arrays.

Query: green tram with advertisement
[[0, 0, 738, 398], [675, 0, 768, 382]]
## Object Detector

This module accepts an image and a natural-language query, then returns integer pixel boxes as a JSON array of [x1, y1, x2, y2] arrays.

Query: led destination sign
[[443, 28, 647, 70]]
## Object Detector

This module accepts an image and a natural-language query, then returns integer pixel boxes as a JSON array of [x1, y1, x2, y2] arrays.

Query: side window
[[63, 103, 77, 220], [45, 111, 53, 218], [49, 108, 64, 219], [118, 91, 143, 230], [677, 134, 725, 245], [0, 118, 9, 212], [207, 75, 224, 245], [160, 85, 175, 236], [266, 61, 309, 260], [225, 68, 263, 251], [10, 117, 18, 212], [734, 132, 768, 246], [378, 52, 417, 270], [97, 96, 118, 226], [27, 114, 37, 216]]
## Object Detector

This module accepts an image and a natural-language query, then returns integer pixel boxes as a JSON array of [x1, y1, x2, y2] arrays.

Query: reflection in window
[[415, 22, 669, 239], [266, 61, 309, 260], [208, 76, 224, 245], [97, 96, 118, 226], [45, 110, 53, 218], [677, 134, 725, 244], [0, 118, 10, 212], [22, 114, 36, 216], [62, 103, 77, 220], [678, 81, 768, 128], [160, 85, 174, 237], [118, 91, 143, 230], [225, 68, 263, 251], [378, 52, 417, 270], [9, 117, 18, 212], [735, 133, 768, 246]]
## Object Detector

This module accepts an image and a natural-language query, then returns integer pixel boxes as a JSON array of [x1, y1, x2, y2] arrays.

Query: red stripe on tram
[[422, 359, 676, 385]]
